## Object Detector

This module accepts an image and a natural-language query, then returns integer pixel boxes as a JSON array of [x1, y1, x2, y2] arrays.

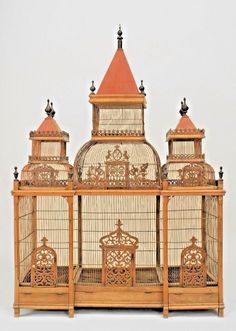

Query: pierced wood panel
[[100, 220, 138, 287], [178, 163, 207, 186], [82, 145, 157, 189], [180, 236, 207, 287], [31, 237, 57, 287]]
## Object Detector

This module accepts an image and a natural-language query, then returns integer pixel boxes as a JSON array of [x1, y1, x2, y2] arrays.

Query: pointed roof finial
[[190, 236, 197, 245], [139, 80, 146, 96], [179, 97, 189, 116], [219, 166, 224, 179], [50, 102, 55, 118], [90, 80, 96, 94], [41, 237, 48, 246], [13, 166, 19, 180], [117, 25, 123, 49], [116, 219, 123, 228], [45, 99, 51, 116]]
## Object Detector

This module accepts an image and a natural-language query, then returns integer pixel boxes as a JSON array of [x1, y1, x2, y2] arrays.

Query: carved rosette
[[100, 220, 138, 286], [31, 237, 57, 287], [180, 236, 207, 287]]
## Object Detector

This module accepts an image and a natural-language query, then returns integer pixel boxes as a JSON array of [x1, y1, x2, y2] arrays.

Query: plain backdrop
[[0, 0, 236, 330]]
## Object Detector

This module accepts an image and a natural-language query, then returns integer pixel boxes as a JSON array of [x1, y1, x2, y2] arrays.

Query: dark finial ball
[[90, 80, 96, 94], [118, 25, 122, 36]]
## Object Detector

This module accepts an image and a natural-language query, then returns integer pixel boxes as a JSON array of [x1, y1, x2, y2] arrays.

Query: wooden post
[[217, 194, 224, 317], [156, 196, 160, 266], [78, 196, 82, 268], [201, 196, 206, 251], [162, 195, 169, 318], [68, 195, 74, 318], [13, 180, 20, 317]]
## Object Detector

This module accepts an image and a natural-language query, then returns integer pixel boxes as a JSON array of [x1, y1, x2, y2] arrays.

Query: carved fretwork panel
[[31, 237, 57, 287], [178, 163, 207, 186], [82, 145, 158, 189], [180, 236, 207, 287], [100, 220, 138, 287], [105, 249, 133, 286], [105, 145, 129, 187]]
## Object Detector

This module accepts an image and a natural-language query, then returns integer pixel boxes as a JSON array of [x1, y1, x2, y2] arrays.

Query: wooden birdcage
[[12, 28, 225, 318]]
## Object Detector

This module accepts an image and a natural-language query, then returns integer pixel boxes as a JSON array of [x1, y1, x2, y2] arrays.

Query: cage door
[[100, 220, 138, 287]]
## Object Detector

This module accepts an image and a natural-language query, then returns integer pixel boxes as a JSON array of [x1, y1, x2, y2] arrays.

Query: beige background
[[0, 0, 235, 329]]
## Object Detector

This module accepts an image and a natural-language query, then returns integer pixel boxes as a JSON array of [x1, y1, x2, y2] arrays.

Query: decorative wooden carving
[[100, 220, 138, 286], [178, 163, 207, 186], [82, 145, 158, 189], [31, 237, 57, 287], [92, 129, 144, 137], [86, 163, 105, 184], [180, 236, 207, 287], [31, 165, 59, 186], [105, 145, 129, 187]]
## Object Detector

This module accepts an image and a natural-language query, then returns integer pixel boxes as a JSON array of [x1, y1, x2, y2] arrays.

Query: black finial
[[13, 166, 19, 180], [90, 80, 96, 94], [50, 102, 55, 118], [219, 166, 224, 179], [117, 24, 123, 49], [139, 80, 146, 96], [45, 99, 51, 116], [179, 97, 189, 116]]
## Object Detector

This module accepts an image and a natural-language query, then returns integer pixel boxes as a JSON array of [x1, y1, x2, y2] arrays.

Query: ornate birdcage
[[12, 27, 225, 318]]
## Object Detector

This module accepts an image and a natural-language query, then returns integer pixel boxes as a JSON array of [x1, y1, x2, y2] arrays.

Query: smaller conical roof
[[37, 116, 61, 133], [176, 115, 196, 130]]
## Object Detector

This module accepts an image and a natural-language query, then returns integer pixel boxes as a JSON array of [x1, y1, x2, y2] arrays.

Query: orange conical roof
[[176, 115, 196, 130], [97, 48, 139, 95], [37, 116, 61, 133], [30, 100, 69, 142]]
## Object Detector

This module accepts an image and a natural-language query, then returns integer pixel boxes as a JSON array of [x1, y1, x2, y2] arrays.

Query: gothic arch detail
[[31, 237, 57, 287], [180, 236, 207, 287]]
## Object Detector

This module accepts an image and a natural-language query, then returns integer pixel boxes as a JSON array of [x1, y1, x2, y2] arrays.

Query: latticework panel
[[97, 106, 143, 134], [167, 195, 218, 286], [74, 195, 162, 286], [41, 142, 61, 157], [205, 196, 218, 282], [172, 141, 195, 155], [36, 196, 69, 284], [19, 196, 70, 286], [19, 196, 34, 283], [167, 196, 202, 285]]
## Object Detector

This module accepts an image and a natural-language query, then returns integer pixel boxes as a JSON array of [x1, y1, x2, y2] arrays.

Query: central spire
[[96, 26, 139, 95], [117, 25, 123, 48]]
